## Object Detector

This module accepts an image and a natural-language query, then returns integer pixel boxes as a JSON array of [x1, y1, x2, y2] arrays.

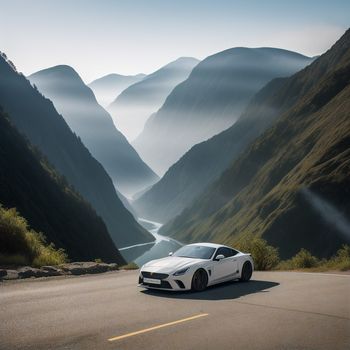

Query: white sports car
[[138, 243, 254, 292]]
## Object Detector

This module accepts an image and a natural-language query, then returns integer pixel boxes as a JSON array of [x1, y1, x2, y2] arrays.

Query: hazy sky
[[1, 0, 348, 82]]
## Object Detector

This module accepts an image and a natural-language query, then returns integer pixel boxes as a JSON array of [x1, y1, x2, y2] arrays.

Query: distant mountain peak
[[172, 56, 200, 63], [150, 56, 199, 73], [0, 53, 154, 254], [89, 72, 146, 85], [29, 64, 159, 197], [88, 72, 147, 108], [108, 56, 200, 140], [30, 64, 84, 83], [132, 47, 315, 176]]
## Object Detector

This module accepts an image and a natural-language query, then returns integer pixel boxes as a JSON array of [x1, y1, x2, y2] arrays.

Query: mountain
[[133, 78, 285, 223], [160, 29, 350, 259], [0, 52, 152, 249], [29, 65, 158, 197], [0, 108, 125, 264], [134, 52, 314, 222], [88, 73, 146, 108], [108, 57, 199, 141], [133, 48, 315, 176]]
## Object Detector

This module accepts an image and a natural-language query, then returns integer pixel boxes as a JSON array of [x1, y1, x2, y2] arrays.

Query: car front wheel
[[191, 269, 208, 292], [240, 261, 253, 282]]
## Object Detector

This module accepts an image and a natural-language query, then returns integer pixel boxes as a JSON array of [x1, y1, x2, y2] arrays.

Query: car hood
[[141, 256, 205, 274]]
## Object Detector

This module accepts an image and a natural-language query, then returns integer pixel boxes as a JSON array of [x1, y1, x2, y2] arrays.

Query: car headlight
[[173, 267, 190, 276]]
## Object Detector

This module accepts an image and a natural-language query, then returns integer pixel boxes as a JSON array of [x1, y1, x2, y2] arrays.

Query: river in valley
[[119, 218, 182, 266]]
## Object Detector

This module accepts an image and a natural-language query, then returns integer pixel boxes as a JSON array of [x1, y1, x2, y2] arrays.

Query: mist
[[132, 48, 315, 176], [88, 73, 146, 108], [302, 188, 350, 241], [107, 57, 199, 141], [28, 66, 159, 198], [133, 108, 242, 176]]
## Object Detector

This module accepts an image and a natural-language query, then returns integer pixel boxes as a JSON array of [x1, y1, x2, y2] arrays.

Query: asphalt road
[[0, 271, 349, 350]]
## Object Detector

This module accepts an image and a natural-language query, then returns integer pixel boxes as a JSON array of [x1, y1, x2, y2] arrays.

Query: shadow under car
[[141, 279, 279, 301]]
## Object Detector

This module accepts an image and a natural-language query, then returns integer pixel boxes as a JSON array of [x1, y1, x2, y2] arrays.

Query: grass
[[31, 243, 67, 267], [0, 205, 67, 267], [277, 248, 319, 269], [234, 235, 350, 272], [276, 245, 350, 272]]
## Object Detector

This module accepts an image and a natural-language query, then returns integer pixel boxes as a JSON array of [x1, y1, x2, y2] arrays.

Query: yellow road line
[[108, 313, 209, 342]]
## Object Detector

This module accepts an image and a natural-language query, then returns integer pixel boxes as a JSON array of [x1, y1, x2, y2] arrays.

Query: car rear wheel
[[191, 269, 208, 292], [240, 261, 252, 282]]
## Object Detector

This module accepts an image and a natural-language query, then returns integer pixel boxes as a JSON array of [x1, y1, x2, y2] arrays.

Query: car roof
[[186, 242, 230, 249]]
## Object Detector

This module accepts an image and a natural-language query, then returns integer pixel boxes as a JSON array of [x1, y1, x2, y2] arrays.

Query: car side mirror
[[215, 254, 225, 261], [168, 252, 173, 256]]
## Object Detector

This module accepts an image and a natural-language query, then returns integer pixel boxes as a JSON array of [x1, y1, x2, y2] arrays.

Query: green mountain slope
[[0, 52, 152, 248], [161, 29, 350, 259], [29, 65, 158, 197], [0, 109, 125, 264]]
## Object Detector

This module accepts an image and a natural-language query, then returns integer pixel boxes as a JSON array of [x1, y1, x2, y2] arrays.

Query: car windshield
[[173, 245, 216, 259]]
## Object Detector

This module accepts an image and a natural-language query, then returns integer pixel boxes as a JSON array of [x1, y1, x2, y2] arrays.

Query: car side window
[[214, 248, 225, 260], [231, 249, 239, 256], [222, 247, 234, 258], [214, 247, 233, 260]]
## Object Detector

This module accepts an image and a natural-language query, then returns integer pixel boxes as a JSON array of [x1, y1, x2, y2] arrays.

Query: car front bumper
[[138, 272, 193, 291]]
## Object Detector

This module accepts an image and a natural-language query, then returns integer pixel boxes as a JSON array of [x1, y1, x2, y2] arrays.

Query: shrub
[[290, 248, 320, 268], [278, 248, 319, 269], [0, 205, 67, 267], [32, 243, 67, 267], [326, 245, 350, 271], [236, 236, 280, 270], [277, 246, 350, 271], [0, 206, 34, 259], [333, 245, 350, 261], [121, 262, 139, 270]]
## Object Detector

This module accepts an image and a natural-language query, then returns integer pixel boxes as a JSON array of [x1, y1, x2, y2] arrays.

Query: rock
[[89, 263, 110, 274], [0, 262, 119, 281], [59, 262, 115, 275], [0, 266, 63, 281], [17, 266, 35, 278], [33, 270, 50, 278], [18, 266, 45, 279], [60, 262, 91, 275], [108, 263, 119, 271], [17, 266, 60, 278], [60, 263, 80, 275], [40, 266, 62, 276], [3, 270, 18, 280], [41, 265, 57, 272]]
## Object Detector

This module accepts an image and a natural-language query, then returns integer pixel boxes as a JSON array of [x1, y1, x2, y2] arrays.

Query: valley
[[1, 3, 349, 350], [119, 219, 182, 265], [0, 19, 349, 278]]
